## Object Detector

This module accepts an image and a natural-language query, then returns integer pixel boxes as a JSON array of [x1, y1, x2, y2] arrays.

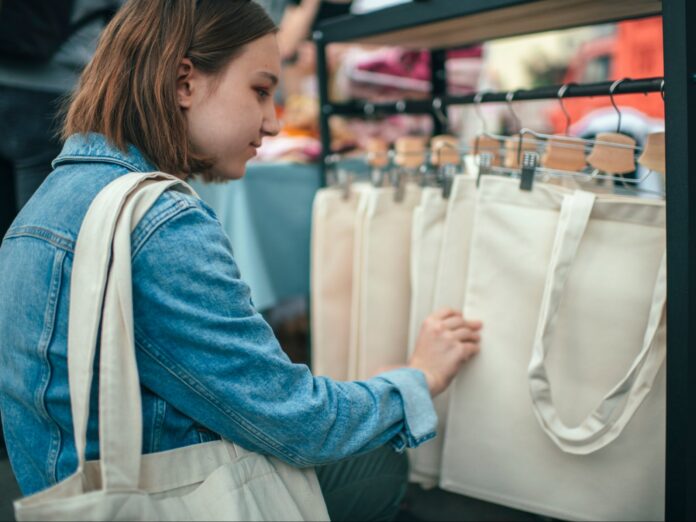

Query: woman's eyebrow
[[256, 71, 279, 86]]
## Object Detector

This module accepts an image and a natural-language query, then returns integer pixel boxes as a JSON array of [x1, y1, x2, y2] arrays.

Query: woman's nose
[[262, 107, 280, 137]]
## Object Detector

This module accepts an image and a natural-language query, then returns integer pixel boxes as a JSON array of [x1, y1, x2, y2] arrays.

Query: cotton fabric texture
[[311, 184, 366, 380], [348, 184, 422, 380]]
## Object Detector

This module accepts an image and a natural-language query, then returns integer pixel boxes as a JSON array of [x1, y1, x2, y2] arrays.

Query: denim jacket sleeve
[[130, 191, 437, 467]]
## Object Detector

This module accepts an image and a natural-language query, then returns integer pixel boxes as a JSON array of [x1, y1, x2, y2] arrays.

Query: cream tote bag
[[348, 184, 421, 380], [406, 187, 449, 355], [409, 174, 477, 487], [406, 187, 447, 487], [347, 188, 372, 380], [311, 184, 366, 380], [440, 176, 666, 522], [14, 172, 330, 522]]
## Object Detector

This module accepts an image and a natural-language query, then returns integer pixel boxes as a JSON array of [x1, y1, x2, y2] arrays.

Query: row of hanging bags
[[311, 137, 424, 381], [439, 174, 666, 521]]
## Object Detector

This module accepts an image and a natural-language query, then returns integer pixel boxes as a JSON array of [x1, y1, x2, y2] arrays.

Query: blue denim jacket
[[0, 133, 437, 496]]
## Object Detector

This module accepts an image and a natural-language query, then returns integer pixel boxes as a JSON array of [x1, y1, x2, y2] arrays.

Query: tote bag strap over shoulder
[[68, 172, 198, 490], [527, 190, 667, 455]]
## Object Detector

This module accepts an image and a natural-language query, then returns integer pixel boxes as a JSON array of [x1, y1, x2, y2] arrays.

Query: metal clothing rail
[[325, 77, 664, 118]]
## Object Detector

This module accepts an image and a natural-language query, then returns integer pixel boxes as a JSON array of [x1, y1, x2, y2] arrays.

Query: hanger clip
[[335, 168, 351, 200], [371, 167, 385, 187], [519, 152, 539, 191], [441, 163, 456, 199], [391, 170, 406, 203], [476, 153, 493, 187]]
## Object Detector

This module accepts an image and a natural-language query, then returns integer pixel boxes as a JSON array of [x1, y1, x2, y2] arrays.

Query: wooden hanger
[[638, 131, 666, 175], [586, 132, 637, 174], [430, 134, 460, 166], [586, 78, 637, 175], [541, 135, 587, 171], [366, 137, 389, 169], [394, 136, 426, 169]]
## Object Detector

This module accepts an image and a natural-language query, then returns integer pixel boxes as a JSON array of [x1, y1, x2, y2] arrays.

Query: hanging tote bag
[[440, 176, 666, 521], [409, 174, 477, 487], [14, 172, 330, 522], [405, 186, 448, 487], [311, 184, 367, 380], [406, 187, 449, 355], [349, 184, 421, 380], [347, 188, 372, 380]]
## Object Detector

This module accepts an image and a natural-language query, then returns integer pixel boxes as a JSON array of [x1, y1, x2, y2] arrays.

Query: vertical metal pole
[[662, 0, 696, 519], [430, 49, 447, 135], [314, 31, 331, 188]]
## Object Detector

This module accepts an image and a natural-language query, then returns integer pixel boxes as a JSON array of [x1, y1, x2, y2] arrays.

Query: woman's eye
[[255, 88, 270, 99]]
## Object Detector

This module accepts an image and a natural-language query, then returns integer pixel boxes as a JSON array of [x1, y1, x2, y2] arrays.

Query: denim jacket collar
[[52, 132, 157, 173]]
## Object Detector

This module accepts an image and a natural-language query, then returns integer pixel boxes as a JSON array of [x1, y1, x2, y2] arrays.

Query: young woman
[[0, 1, 481, 519]]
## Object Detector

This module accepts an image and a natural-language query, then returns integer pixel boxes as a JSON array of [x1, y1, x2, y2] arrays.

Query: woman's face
[[177, 33, 281, 180]]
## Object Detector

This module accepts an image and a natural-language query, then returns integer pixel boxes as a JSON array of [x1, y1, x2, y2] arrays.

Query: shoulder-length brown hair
[[62, 0, 277, 180]]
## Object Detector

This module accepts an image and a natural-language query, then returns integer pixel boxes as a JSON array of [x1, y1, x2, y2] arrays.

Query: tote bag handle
[[68, 172, 197, 490], [527, 190, 667, 455]]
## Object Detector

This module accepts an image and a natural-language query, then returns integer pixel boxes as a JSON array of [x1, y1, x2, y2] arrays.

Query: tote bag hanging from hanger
[[409, 174, 477, 488], [406, 186, 449, 356], [347, 188, 372, 380], [440, 176, 666, 522], [14, 172, 329, 522], [348, 183, 421, 380], [311, 184, 367, 380]]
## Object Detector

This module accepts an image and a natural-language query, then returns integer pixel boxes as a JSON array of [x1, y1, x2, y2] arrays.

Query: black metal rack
[[313, 1, 695, 519]]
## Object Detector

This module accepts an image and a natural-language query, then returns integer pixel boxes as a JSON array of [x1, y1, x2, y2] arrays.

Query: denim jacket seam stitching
[[151, 399, 167, 453], [134, 330, 310, 466], [34, 249, 66, 484], [5, 227, 75, 253], [131, 200, 198, 259], [52, 154, 142, 172]]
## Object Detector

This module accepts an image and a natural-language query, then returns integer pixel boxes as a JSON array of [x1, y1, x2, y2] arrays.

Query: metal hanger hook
[[432, 97, 449, 132], [505, 90, 521, 132], [609, 77, 629, 133], [557, 83, 574, 135], [474, 91, 488, 133]]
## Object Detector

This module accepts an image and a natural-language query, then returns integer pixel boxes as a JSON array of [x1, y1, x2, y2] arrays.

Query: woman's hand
[[408, 308, 482, 397]]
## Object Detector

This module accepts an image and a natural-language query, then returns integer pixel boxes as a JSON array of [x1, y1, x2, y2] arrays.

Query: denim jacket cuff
[[377, 368, 437, 452]]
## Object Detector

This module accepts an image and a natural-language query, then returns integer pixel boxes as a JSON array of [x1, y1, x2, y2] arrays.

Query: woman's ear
[[177, 58, 195, 109]]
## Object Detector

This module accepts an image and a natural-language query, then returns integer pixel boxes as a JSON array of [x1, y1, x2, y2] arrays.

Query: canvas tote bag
[[348, 183, 421, 380], [311, 184, 366, 380], [14, 172, 329, 521], [440, 176, 666, 521], [406, 187, 448, 356], [408, 174, 477, 487], [347, 188, 372, 380]]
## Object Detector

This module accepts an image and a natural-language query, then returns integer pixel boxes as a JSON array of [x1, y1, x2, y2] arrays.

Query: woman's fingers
[[458, 342, 480, 361], [451, 327, 481, 343], [443, 315, 467, 330], [431, 307, 460, 320]]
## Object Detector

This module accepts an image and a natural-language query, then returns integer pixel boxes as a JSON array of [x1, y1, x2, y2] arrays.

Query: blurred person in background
[[0, 1, 120, 239]]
